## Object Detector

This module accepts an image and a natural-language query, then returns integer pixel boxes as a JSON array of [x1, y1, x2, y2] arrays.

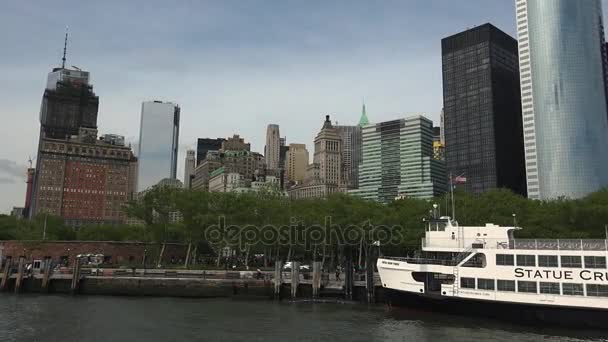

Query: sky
[[0, 0, 606, 214]]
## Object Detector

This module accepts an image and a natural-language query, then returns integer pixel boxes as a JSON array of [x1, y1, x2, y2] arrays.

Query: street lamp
[[512, 214, 518, 228]]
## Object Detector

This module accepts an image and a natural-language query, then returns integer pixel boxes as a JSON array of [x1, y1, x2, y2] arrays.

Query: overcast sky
[[1, 1, 606, 214]]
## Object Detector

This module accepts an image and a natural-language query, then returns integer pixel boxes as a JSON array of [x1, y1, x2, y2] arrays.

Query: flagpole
[[450, 172, 455, 220]]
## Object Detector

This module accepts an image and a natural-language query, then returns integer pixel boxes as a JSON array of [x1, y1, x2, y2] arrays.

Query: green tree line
[[1, 188, 607, 268]]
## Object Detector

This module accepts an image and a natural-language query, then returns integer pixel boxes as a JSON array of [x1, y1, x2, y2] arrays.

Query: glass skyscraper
[[516, 0, 608, 199], [137, 101, 180, 191], [352, 116, 446, 203]]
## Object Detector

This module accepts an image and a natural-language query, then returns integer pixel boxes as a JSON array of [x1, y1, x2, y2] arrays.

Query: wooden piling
[[41, 259, 52, 291], [0, 257, 12, 291], [273, 261, 282, 300], [312, 261, 322, 299], [70, 257, 81, 294], [291, 261, 300, 299], [344, 251, 353, 300], [365, 249, 375, 303], [14, 257, 25, 294]]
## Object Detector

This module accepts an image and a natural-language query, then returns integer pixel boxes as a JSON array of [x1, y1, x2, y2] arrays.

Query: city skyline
[[2, 1, 608, 212]]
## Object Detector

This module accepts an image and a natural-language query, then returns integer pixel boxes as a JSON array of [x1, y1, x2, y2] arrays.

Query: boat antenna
[[61, 26, 69, 69]]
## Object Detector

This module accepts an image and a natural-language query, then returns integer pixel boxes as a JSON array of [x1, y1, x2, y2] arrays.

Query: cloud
[[0, 159, 27, 183]]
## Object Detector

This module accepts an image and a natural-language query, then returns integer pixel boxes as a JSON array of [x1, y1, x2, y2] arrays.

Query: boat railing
[[381, 256, 459, 267], [510, 239, 608, 251]]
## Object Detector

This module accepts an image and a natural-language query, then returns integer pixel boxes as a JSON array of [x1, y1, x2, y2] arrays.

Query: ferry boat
[[377, 206, 608, 328]]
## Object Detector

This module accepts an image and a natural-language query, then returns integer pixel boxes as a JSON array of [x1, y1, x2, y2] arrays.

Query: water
[[0, 294, 606, 342]]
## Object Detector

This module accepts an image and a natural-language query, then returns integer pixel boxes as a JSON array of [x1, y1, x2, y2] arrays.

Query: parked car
[[282, 262, 310, 271]]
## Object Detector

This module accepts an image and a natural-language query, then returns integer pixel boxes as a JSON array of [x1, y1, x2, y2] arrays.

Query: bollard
[[14, 257, 25, 294], [291, 262, 300, 299], [273, 261, 282, 300], [312, 261, 322, 299]]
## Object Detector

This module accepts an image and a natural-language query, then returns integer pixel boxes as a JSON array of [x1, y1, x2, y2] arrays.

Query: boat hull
[[385, 288, 608, 329]]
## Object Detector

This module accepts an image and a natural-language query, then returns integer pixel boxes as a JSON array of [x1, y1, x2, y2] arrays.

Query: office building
[[288, 116, 345, 199], [442, 23, 526, 196], [351, 116, 446, 202], [265, 124, 281, 170], [335, 124, 362, 189], [285, 144, 309, 185], [184, 149, 196, 189], [196, 138, 225, 166], [516, 0, 608, 199], [137, 101, 180, 191]]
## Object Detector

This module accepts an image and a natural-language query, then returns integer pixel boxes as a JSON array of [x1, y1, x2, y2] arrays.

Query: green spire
[[358, 101, 369, 127]]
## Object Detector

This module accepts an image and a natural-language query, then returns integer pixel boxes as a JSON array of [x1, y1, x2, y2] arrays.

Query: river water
[[0, 294, 606, 342]]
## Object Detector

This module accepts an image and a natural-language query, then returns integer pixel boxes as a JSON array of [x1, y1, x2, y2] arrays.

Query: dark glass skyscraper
[[442, 23, 527, 196], [40, 68, 99, 139], [196, 138, 225, 166]]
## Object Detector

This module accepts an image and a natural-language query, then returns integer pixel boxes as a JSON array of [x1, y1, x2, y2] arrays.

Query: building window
[[561, 256, 582, 268], [497, 280, 515, 292], [562, 283, 584, 296], [460, 277, 475, 289], [539, 282, 560, 295], [538, 255, 558, 268], [584, 256, 606, 269], [477, 278, 495, 290], [517, 281, 537, 294], [496, 254, 514, 266], [516, 255, 536, 267], [586, 284, 608, 297]]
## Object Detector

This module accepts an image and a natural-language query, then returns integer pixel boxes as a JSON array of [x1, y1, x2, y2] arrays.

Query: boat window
[[539, 282, 560, 295], [462, 253, 486, 268], [561, 256, 582, 268], [586, 284, 608, 297], [516, 255, 536, 267], [460, 277, 475, 289], [538, 255, 558, 268], [477, 278, 495, 290], [497, 280, 515, 292], [584, 256, 606, 269], [562, 283, 584, 296], [517, 281, 537, 294], [496, 254, 514, 266]]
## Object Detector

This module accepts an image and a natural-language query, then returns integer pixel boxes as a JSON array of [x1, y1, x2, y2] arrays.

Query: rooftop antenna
[[61, 26, 69, 69], [27, 156, 32, 169]]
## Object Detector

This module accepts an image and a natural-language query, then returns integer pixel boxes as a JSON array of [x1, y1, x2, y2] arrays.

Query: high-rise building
[[196, 138, 225, 166], [351, 116, 446, 202], [439, 109, 445, 145], [23, 167, 35, 218], [335, 124, 362, 189], [285, 144, 309, 184], [183, 149, 196, 189], [32, 128, 138, 226], [39, 68, 99, 140], [288, 116, 345, 199], [137, 101, 180, 191], [265, 124, 280, 170], [442, 23, 527, 196], [516, 0, 608, 199]]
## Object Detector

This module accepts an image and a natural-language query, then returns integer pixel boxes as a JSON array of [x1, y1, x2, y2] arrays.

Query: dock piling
[[42, 259, 53, 291], [273, 261, 282, 300], [344, 252, 353, 300], [365, 252, 375, 303], [312, 261, 321, 299], [70, 257, 81, 294], [291, 261, 300, 299], [14, 257, 25, 294], [0, 257, 11, 291]]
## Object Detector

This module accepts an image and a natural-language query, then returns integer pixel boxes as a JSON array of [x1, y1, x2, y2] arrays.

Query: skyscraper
[[183, 149, 196, 189], [285, 143, 309, 184], [196, 138, 225, 165], [265, 124, 280, 170], [352, 116, 446, 202], [137, 101, 180, 191], [335, 124, 361, 189], [442, 23, 527, 196], [516, 0, 608, 199]]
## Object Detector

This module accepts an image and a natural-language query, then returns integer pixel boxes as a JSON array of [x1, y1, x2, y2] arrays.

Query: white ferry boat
[[377, 207, 608, 328]]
